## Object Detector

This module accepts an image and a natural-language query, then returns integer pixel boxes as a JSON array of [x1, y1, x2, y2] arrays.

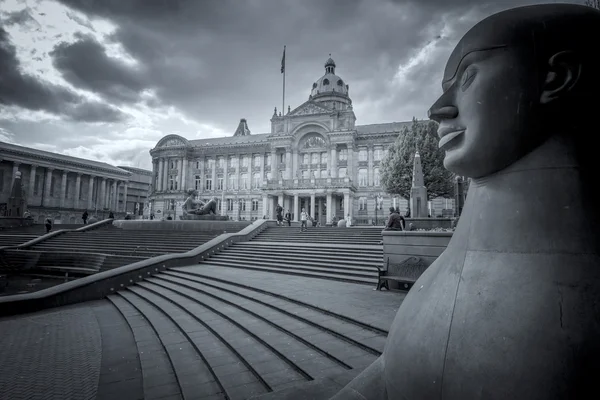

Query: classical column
[[285, 148, 292, 179], [291, 149, 298, 180], [181, 156, 187, 191], [100, 178, 107, 209], [259, 154, 264, 188], [199, 157, 205, 192], [271, 149, 277, 178], [348, 193, 354, 219], [60, 171, 68, 208], [343, 192, 350, 218], [43, 168, 53, 207], [310, 193, 316, 218], [122, 182, 128, 213], [368, 146, 374, 186], [326, 192, 333, 224], [347, 145, 354, 181], [211, 158, 217, 192], [11, 162, 20, 191], [235, 155, 241, 190], [331, 147, 338, 178], [87, 175, 95, 210], [262, 194, 268, 218], [293, 193, 299, 221], [113, 181, 119, 211], [157, 158, 164, 192], [28, 164, 37, 200], [74, 173, 82, 209], [163, 159, 169, 190]]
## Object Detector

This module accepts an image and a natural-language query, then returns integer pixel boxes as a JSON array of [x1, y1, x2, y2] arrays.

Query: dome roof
[[310, 56, 349, 98]]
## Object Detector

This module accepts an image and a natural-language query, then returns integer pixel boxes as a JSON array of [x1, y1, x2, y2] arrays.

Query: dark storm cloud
[[0, 27, 126, 123], [1, 8, 35, 26], [54, 0, 579, 131], [50, 32, 148, 104]]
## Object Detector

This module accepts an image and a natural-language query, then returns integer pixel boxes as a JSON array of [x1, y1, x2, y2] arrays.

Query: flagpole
[[282, 45, 286, 114]]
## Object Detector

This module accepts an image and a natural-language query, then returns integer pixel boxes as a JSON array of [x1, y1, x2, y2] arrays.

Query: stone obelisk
[[409, 151, 428, 218]]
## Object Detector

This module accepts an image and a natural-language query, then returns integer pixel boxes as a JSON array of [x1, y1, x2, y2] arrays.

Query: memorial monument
[[409, 150, 428, 218], [331, 4, 600, 399], [6, 171, 26, 217]]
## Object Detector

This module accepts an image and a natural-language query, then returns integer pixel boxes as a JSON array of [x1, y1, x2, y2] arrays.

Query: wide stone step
[[30, 243, 199, 254], [0, 234, 37, 247], [106, 267, 384, 399], [234, 242, 382, 255], [200, 259, 377, 285], [219, 250, 382, 266], [210, 253, 380, 273]]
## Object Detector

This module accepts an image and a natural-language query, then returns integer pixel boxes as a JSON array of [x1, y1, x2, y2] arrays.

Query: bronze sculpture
[[182, 190, 217, 216], [331, 4, 600, 399]]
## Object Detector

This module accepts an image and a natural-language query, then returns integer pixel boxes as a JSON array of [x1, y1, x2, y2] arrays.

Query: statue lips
[[438, 126, 466, 149]]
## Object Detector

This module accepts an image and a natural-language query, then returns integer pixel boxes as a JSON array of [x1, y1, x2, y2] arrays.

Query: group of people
[[275, 203, 321, 232]]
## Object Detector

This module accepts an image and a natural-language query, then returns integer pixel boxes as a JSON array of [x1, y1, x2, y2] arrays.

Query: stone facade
[[0, 141, 151, 224], [148, 57, 451, 224]]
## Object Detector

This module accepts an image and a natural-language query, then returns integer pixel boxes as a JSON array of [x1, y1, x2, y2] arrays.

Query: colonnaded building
[[0, 141, 152, 223], [148, 57, 455, 224]]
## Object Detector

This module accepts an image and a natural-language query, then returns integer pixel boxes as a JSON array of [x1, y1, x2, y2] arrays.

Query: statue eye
[[461, 67, 476, 91]]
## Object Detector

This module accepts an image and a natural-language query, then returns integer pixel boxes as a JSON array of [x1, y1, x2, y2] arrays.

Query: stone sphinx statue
[[331, 4, 600, 399], [182, 190, 217, 217]]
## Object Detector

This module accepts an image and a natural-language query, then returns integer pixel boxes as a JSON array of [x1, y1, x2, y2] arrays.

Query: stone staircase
[[0, 224, 81, 247], [200, 227, 384, 285], [252, 226, 383, 245], [97, 267, 388, 400]]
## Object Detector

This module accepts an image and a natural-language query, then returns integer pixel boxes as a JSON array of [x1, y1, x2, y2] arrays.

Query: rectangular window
[[170, 200, 175, 210], [217, 176, 224, 191], [169, 176, 176, 190], [279, 153, 285, 164], [359, 197, 367, 211], [338, 168, 347, 178], [302, 170, 309, 179], [240, 174, 248, 189], [321, 152, 328, 164], [196, 161, 200, 169], [374, 148, 383, 161], [195, 175, 202, 190], [374, 168, 380, 186], [253, 173, 261, 188], [227, 199, 234, 211], [359, 149, 368, 162], [265, 154, 271, 166], [252, 199, 259, 211], [253, 155, 261, 167], [320, 170, 327, 179], [302, 153, 309, 164], [242, 156, 250, 167], [311, 153, 319, 164], [338, 149, 348, 161], [358, 169, 368, 187], [205, 177, 212, 191], [339, 199, 344, 210], [241, 200, 247, 211], [230, 157, 238, 168], [217, 157, 225, 169], [228, 174, 237, 190]]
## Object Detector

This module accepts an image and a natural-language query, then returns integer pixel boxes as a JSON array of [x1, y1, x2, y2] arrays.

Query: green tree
[[380, 117, 454, 200], [585, 0, 600, 10]]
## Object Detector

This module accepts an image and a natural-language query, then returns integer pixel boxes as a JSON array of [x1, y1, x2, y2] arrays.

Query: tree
[[585, 0, 600, 10], [380, 117, 454, 200]]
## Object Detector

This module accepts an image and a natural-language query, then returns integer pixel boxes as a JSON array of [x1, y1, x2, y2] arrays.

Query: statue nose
[[428, 105, 458, 122]]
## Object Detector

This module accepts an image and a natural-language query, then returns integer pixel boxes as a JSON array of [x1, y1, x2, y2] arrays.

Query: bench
[[375, 257, 427, 291]]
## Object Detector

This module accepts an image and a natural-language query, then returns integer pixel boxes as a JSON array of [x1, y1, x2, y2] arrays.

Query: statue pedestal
[[180, 214, 228, 221]]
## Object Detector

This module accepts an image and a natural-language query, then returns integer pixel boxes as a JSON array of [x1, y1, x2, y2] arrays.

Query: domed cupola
[[309, 54, 352, 110]]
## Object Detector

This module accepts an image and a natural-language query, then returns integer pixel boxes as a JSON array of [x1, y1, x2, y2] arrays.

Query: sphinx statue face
[[428, 36, 543, 178]]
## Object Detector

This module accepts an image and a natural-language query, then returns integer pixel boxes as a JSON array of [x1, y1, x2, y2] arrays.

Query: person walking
[[44, 218, 52, 234], [284, 210, 292, 226], [300, 208, 308, 232], [82, 210, 88, 225], [276, 203, 283, 226]]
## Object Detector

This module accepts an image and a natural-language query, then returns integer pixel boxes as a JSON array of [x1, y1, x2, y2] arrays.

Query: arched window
[[323, 78, 330, 85]]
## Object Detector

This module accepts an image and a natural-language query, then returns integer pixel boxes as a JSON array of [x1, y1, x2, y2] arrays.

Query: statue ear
[[540, 51, 582, 104]]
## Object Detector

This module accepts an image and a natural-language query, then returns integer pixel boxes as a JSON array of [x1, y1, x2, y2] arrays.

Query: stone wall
[[382, 230, 452, 268], [0, 217, 34, 230]]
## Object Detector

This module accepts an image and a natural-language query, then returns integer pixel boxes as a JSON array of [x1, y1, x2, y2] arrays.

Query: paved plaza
[[0, 265, 404, 400]]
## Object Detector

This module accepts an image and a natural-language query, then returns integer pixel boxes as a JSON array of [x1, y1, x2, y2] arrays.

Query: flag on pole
[[281, 45, 286, 73]]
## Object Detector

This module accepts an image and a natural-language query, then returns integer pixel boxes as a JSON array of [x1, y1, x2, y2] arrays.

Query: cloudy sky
[[0, 0, 585, 170]]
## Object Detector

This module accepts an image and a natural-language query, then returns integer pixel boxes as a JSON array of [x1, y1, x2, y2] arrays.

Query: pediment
[[156, 134, 189, 148], [288, 101, 332, 117]]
